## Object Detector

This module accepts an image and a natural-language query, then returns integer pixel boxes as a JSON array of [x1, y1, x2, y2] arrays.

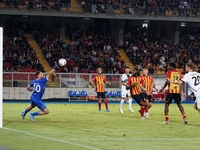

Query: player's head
[[169, 63, 176, 70], [142, 67, 148, 76], [132, 68, 139, 76], [125, 66, 130, 74], [153, 84, 156, 88], [96, 67, 102, 75], [186, 63, 194, 72], [36, 71, 44, 79]]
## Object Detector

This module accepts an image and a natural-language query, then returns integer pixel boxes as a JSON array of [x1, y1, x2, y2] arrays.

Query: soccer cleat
[[128, 108, 134, 112], [184, 119, 188, 124], [106, 109, 111, 112], [162, 121, 169, 124], [145, 114, 150, 118], [29, 114, 36, 121], [21, 112, 25, 119], [141, 117, 146, 120], [119, 109, 123, 113], [99, 110, 103, 112]]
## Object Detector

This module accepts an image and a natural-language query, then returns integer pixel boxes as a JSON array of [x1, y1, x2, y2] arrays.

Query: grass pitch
[[1, 103, 200, 150]]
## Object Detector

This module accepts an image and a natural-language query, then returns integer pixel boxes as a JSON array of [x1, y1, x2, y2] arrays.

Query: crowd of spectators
[[33, 22, 125, 74], [124, 21, 200, 74], [3, 19, 200, 75], [1, 0, 200, 17], [3, 19, 43, 72]]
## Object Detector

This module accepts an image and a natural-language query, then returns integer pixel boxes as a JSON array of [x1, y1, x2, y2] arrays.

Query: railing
[[3, 72, 167, 89], [0, 1, 200, 18]]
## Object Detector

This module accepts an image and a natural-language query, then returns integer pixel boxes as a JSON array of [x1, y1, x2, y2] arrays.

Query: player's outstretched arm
[[46, 63, 57, 80]]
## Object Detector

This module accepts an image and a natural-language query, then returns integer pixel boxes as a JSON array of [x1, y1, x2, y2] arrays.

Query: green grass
[[1, 103, 200, 150]]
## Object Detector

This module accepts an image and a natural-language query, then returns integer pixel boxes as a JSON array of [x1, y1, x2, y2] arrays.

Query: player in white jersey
[[169, 63, 200, 113], [119, 66, 134, 113]]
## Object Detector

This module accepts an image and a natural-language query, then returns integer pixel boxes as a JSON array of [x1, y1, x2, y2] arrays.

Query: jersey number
[[35, 85, 41, 92], [192, 76, 200, 86], [173, 76, 179, 81]]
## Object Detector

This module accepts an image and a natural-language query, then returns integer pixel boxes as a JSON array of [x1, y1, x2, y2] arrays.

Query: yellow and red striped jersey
[[166, 70, 182, 93], [91, 75, 107, 92], [141, 75, 154, 93], [127, 76, 142, 95]]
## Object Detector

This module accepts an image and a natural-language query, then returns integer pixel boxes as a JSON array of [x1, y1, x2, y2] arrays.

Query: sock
[[165, 115, 169, 122], [145, 106, 149, 115], [32, 111, 40, 116], [104, 100, 108, 109], [119, 99, 124, 109], [141, 106, 145, 117], [182, 114, 187, 119], [98, 101, 101, 110], [128, 98, 132, 109], [24, 109, 29, 115]]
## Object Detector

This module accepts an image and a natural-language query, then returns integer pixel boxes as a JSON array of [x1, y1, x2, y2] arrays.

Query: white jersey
[[121, 73, 131, 91], [181, 71, 200, 96]]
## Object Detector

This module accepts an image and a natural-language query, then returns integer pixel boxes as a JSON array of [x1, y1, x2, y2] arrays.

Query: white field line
[[2, 127, 101, 150], [73, 112, 198, 127], [65, 138, 200, 141]]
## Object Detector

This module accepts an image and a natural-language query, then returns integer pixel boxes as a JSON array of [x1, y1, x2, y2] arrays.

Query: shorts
[[97, 92, 107, 99], [31, 96, 47, 111], [121, 89, 130, 98], [194, 95, 200, 109], [131, 94, 145, 106], [142, 93, 153, 103], [165, 93, 181, 104]]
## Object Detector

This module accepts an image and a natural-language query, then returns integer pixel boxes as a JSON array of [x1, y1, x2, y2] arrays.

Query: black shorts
[[97, 92, 107, 99], [142, 93, 153, 103], [165, 93, 181, 104], [132, 94, 146, 106]]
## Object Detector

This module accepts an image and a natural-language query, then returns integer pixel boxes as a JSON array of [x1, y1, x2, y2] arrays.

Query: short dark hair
[[133, 68, 140, 76], [169, 63, 176, 69], [143, 67, 148, 70], [36, 71, 41, 78], [186, 63, 194, 70], [126, 66, 130, 69]]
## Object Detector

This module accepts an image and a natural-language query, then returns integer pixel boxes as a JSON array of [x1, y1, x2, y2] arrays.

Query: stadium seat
[[68, 91, 74, 101], [81, 91, 88, 96], [105, 91, 110, 97], [117, 91, 121, 97], [110, 91, 117, 97], [75, 91, 81, 97]]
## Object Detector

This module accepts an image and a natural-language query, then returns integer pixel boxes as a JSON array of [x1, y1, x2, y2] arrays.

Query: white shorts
[[121, 89, 130, 98], [195, 95, 200, 109]]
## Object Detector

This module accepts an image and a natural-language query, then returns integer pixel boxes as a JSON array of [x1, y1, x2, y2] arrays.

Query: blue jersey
[[29, 77, 48, 100]]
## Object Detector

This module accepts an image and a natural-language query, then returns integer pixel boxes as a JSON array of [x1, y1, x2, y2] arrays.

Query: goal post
[[0, 27, 3, 128]]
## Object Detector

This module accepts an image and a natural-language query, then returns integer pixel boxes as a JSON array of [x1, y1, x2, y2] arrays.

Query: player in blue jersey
[[21, 63, 57, 121]]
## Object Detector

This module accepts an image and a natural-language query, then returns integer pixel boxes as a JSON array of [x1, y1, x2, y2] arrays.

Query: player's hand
[[183, 93, 187, 99], [108, 82, 111, 85], [94, 87, 97, 92], [53, 62, 58, 71], [132, 82, 137, 87], [28, 87, 33, 92], [168, 79, 173, 83]]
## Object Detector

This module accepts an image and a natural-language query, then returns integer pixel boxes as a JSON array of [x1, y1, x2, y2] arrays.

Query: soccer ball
[[59, 58, 66, 66]]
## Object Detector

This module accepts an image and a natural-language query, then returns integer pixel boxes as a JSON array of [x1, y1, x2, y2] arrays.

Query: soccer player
[[141, 67, 154, 118], [21, 63, 57, 121], [169, 63, 200, 114], [90, 67, 111, 112], [160, 63, 188, 124], [126, 68, 148, 119], [119, 66, 134, 113]]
